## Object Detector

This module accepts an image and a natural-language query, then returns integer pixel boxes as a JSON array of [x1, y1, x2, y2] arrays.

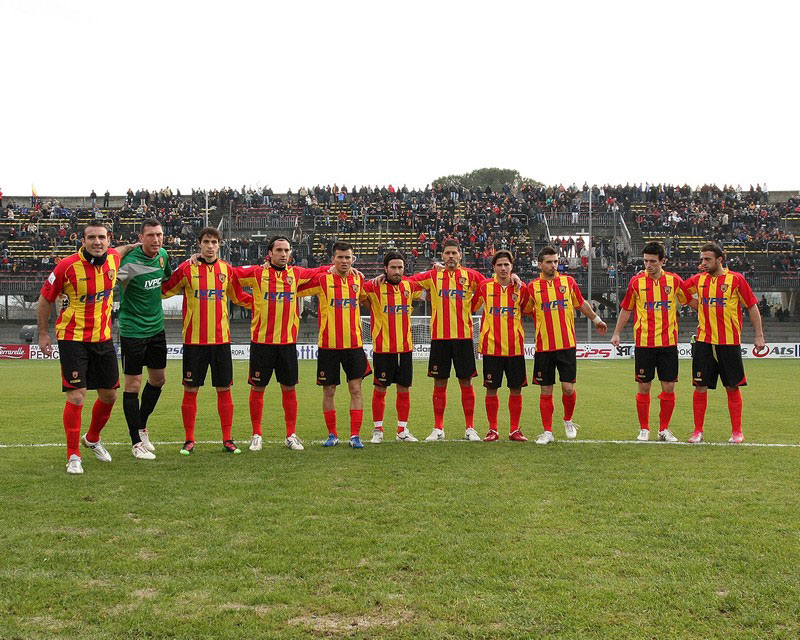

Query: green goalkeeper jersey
[[117, 246, 173, 338]]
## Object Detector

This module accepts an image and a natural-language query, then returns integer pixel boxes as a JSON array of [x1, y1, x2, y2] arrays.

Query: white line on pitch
[[1, 439, 799, 449]]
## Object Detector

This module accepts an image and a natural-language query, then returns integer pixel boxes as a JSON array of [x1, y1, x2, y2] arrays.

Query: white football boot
[[464, 428, 481, 442], [370, 429, 384, 444], [536, 430, 555, 445], [564, 420, 579, 439], [286, 434, 305, 451], [637, 429, 650, 442], [81, 435, 112, 462], [396, 429, 418, 442], [425, 428, 445, 442], [132, 441, 156, 460], [249, 434, 263, 451], [66, 454, 84, 475], [658, 429, 678, 443], [138, 428, 155, 452]]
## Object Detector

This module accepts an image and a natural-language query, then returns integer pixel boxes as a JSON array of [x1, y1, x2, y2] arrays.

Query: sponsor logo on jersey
[[489, 306, 516, 316], [79, 289, 112, 303], [330, 298, 358, 308], [384, 304, 409, 314], [441, 289, 465, 299], [643, 301, 671, 310], [265, 291, 294, 301], [195, 289, 225, 299], [143, 277, 162, 290], [701, 297, 727, 307], [541, 300, 568, 310]]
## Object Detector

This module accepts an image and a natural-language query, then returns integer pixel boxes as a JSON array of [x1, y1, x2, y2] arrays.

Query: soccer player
[[408, 240, 486, 442], [527, 246, 607, 444], [37, 223, 136, 474], [161, 227, 252, 455], [297, 242, 372, 448], [233, 235, 331, 452], [117, 218, 172, 460], [362, 251, 424, 443], [609, 242, 688, 442], [682, 243, 765, 443], [472, 250, 533, 442]]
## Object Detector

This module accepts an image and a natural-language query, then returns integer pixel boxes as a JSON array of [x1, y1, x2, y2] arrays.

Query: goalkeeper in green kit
[[117, 218, 172, 460]]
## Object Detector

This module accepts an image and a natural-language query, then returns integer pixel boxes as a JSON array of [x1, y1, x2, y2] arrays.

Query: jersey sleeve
[[673, 275, 688, 305], [161, 262, 187, 298], [620, 278, 637, 311], [358, 278, 369, 302], [162, 251, 173, 280], [233, 265, 261, 289], [682, 274, 699, 299], [569, 277, 585, 306], [735, 273, 758, 307], [40, 261, 67, 302], [519, 287, 534, 315], [408, 269, 435, 290], [297, 273, 323, 298], [294, 264, 330, 286], [227, 274, 252, 308], [409, 280, 424, 301], [471, 282, 487, 313], [466, 267, 488, 290]]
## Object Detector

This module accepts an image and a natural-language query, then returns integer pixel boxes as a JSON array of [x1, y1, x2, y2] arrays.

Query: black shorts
[[428, 339, 477, 380], [58, 339, 120, 392], [317, 348, 372, 386], [692, 342, 747, 390], [120, 331, 167, 376], [482, 355, 528, 389], [249, 342, 298, 387], [532, 347, 577, 386], [182, 343, 233, 388], [634, 346, 679, 383], [373, 352, 413, 388]]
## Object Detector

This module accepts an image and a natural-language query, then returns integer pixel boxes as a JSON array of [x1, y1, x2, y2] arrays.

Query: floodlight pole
[[587, 188, 593, 341], [205, 190, 209, 228]]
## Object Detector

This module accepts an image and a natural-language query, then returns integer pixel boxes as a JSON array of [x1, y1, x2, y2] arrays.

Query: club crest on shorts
[[186, 371, 192, 377], [486, 373, 492, 380], [72, 370, 79, 379], [253, 371, 260, 378], [218, 273, 227, 283], [720, 284, 729, 292]]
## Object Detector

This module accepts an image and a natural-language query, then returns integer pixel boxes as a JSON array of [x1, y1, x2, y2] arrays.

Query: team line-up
[[36, 220, 765, 474]]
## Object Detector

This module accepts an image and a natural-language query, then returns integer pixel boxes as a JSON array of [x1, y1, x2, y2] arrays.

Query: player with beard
[[682, 243, 765, 443], [527, 246, 607, 444], [362, 251, 424, 443]]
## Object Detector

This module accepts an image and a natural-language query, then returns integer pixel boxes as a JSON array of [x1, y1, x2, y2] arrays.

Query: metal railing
[[546, 212, 616, 228], [232, 214, 300, 231]]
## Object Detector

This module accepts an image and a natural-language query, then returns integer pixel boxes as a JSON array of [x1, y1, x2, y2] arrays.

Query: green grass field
[[1, 359, 799, 639]]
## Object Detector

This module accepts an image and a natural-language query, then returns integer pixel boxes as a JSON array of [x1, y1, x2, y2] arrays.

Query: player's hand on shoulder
[[352, 267, 365, 280], [189, 252, 202, 266], [115, 242, 141, 257], [511, 273, 522, 288], [372, 274, 386, 286], [433, 262, 444, 271]]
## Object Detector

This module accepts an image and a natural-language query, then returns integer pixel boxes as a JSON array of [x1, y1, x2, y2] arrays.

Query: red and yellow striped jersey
[[234, 264, 328, 345], [161, 259, 251, 345], [527, 275, 585, 352], [40, 249, 120, 342], [682, 269, 757, 345], [409, 267, 485, 340], [362, 279, 423, 353], [297, 272, 368, 349], [473, 278, 533, 356], [621, 271, 688, 347]]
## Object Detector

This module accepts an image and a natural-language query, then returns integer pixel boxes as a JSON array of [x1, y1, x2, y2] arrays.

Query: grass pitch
[[1, 359, 799, 639]]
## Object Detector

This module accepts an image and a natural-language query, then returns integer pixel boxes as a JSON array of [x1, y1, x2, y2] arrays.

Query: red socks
[[460, 385, 475, 428], [181, 390, 198, 441], [658, 392, 676, 431], [432, 386, 447, 429], [85, 398, 114, 443], [692, 390, 707, 432], [324, 409, 337, 436], [636, 393, 651, 430], [485, 395, 499, 431], [282, 389, 298, 437], [727, 388, 743, 434], [562, 390, 577, 421], [217, 389, 234, 441], [249, 388, 264, 436], [540, 394, 554, 431], [372, 388, 386, 430], [350, 409, 363, 437], [396, 391, 410, 432], [509, 394, 523, 432], [63, 402, 82, 458]]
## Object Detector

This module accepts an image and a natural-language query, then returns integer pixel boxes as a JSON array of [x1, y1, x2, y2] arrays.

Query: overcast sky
[[3, 0, 798, 197]]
